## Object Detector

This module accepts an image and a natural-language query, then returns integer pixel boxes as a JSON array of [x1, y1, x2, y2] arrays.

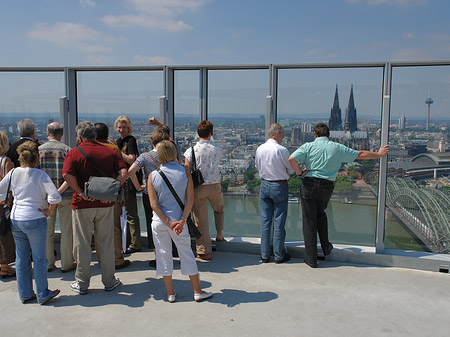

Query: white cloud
[[429, 33, 450, 41], [103, 14, 191, 31], [27, 22, 99, 45], [79, 44, 113, 53], [80, 0, 95, 8], [346, 0, 428, 5], [103, 0, 209, 31], [402, 32, 415, 39], [133, 55, 172, 64], [392, 48, 432, 61], [88, 54, 114, 64]]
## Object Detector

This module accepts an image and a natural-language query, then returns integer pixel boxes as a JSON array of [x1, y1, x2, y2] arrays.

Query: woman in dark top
[[114, 116, 142, 253]]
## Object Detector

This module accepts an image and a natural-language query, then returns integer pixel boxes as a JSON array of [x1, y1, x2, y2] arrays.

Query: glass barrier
[[0, 72, 64, 144], [277, 67, 384, 245], [77, 70, 163, 153], [207, 69, 268, 238], [385, 65, 450, 253]]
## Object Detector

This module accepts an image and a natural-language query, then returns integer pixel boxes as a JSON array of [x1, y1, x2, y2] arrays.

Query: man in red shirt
[[63, 121, 127, 295]]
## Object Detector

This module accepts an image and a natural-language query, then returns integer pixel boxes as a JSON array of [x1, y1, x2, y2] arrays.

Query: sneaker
[[194, 291, 213, 302], [70, 281, 88, 295], [167, 293, 176, 303], [104, 278, 122, 292]]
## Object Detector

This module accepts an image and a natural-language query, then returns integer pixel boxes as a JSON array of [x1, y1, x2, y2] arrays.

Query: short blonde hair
[[0, 132, 9, 156], [114, 115, 133, 135], [17, 141, 39, 167], [156, 140, 177, 164]]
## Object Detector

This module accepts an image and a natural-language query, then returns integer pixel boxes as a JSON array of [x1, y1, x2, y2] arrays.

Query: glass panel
[[0, 72, 64, 144], [173, 70, 200, 159], [207, 69, 268, 238], [278, 67, 384, 245], [77, 71, 163, 153], [386, 65, 450, 253]]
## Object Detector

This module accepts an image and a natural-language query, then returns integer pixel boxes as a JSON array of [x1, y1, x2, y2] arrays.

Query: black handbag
[[0, 168, 14, 236], [157, 169, 201, 239], [190, 146, 204, 188], [77, 147, 124, 202]]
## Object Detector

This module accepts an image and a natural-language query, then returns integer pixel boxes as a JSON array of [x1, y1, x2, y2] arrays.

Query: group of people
[[0, 116, 388, 305], [256, 123, 388, 268]]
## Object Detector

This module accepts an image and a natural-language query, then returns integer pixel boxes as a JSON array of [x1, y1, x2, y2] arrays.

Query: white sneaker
[[104, 278, 122, 291], [167, 293, 176, 303], [194, 291, 213, 302], [70, 281, 88, 295]]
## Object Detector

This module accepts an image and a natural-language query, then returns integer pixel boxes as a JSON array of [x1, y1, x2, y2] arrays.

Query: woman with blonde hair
[[0, 132, 16, 278], [0, 141, 61, 304], [114, 115, 142, 254], [148, 140, 212, 303]]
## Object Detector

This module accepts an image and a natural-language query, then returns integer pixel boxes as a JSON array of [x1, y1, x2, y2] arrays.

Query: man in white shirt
[[184, 121, 225, 260], [255, 123, 294, 264]]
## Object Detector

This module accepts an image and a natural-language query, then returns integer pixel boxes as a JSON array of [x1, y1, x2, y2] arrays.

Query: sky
[[0, 0, 449, 120]]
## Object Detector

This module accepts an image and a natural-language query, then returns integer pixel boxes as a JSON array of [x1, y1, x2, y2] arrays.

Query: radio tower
[[425, 89, 433, 130]]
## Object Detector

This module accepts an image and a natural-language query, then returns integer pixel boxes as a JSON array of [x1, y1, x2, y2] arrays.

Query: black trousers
[[142, 193, 154, 249], [300, 177, 335, 265]]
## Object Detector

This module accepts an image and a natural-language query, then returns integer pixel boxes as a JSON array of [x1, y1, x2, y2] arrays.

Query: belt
[[262, 179, 288, 183]]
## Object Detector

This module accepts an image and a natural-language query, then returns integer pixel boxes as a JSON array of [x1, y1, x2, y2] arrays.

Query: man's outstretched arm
[[356, 145, 389, 160]]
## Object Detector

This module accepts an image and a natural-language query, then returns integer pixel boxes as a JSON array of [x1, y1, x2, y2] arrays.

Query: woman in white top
[[148, 140, 212, 303], [0, 141, 61, 304]]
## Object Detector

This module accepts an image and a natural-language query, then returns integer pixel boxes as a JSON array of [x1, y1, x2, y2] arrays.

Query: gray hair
[[268, 123, 283, 138], [47, 122, 64, 137], [17, 118, 35, 137], [75, 121, 96, 141]]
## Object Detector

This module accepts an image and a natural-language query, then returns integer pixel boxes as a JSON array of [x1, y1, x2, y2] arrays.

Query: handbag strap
[[77, 146, 107, 177], [157, 169, 185, 211], [148, 151, 159, 169], [3, 168, 15, 204], [191, 146, 198, 171]]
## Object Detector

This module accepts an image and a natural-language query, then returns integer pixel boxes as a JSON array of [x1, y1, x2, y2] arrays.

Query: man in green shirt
[[289, 123, 389, 268]]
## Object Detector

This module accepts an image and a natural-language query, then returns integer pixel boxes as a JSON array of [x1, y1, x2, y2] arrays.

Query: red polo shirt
[[62, 141, 127, 209]]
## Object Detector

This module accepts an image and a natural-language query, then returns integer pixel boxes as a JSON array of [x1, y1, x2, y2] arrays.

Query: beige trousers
[[191, 183, 224, 254], [46, 198, 74, 270], [72, 207, 116, 288]]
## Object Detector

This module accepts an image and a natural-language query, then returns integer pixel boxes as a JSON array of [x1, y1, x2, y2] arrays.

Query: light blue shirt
[[151, 161, 187, 222], [290, 137, 359, 181]]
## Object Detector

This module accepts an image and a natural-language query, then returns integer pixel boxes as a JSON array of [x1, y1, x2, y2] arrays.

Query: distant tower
[[425, 89, 433, 131], [399, 114, 406, 130], [344, 85, 357, 132], [291, 127, 301, 145], [329, 85, 342, 131]]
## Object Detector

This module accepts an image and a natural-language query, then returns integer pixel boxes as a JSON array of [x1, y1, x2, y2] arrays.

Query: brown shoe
[[196, 253, 211, 260]]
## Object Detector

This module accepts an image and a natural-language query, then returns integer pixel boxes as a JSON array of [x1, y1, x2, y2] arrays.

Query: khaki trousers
[[72, 207, 115, 288], [46, 198, 74, 270], [191, 183, 224, 254]]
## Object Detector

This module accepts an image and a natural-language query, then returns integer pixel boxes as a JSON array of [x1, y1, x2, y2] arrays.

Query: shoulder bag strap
[[148, 152, 159, 168], [4, 168, 15, 205], [191, 146, 197, 171], [76, 146, 107, 177], [157, 168, 185, 211]]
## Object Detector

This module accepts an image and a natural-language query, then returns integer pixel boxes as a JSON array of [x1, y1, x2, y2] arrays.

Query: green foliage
[[246, 179, 261, 193], [333, 177, 353, 194], [221, 179, 229, 192], [244, 168, 258, 183], [288, 176, 303, 193]]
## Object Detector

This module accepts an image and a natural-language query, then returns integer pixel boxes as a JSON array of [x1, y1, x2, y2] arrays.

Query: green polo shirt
[[290, 137, 359, 181]]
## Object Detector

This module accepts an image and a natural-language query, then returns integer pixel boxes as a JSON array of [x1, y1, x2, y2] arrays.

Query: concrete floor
[[1, 249, 450, 337]]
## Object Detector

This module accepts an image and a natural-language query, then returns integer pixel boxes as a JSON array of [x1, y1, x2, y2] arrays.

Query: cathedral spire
[[329, 84, 342, 131], [344, 84, 357, 132]]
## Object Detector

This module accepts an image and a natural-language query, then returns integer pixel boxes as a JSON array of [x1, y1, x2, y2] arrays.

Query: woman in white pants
[[148, 140, 212, 303]]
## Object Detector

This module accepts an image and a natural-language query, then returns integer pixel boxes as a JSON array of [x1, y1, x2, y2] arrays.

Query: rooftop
[[1, 245, 450, 337]]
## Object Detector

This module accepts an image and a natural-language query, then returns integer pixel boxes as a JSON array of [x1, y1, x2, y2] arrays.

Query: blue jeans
[[259, 180, 289, 261], [11, 217, 53, 304]]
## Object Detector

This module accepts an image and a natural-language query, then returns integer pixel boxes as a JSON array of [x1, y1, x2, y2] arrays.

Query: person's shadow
[[208, 288, 278, 307]]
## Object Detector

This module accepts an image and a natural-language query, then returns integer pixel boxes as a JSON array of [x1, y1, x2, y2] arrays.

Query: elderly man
[[184, 120, 225, 261], [62, 121, 127, 295], [255, 123, 294, 264], [289, 123, 389, 268], [37, 122, 75, 273], [6, 118, 39, 167]]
